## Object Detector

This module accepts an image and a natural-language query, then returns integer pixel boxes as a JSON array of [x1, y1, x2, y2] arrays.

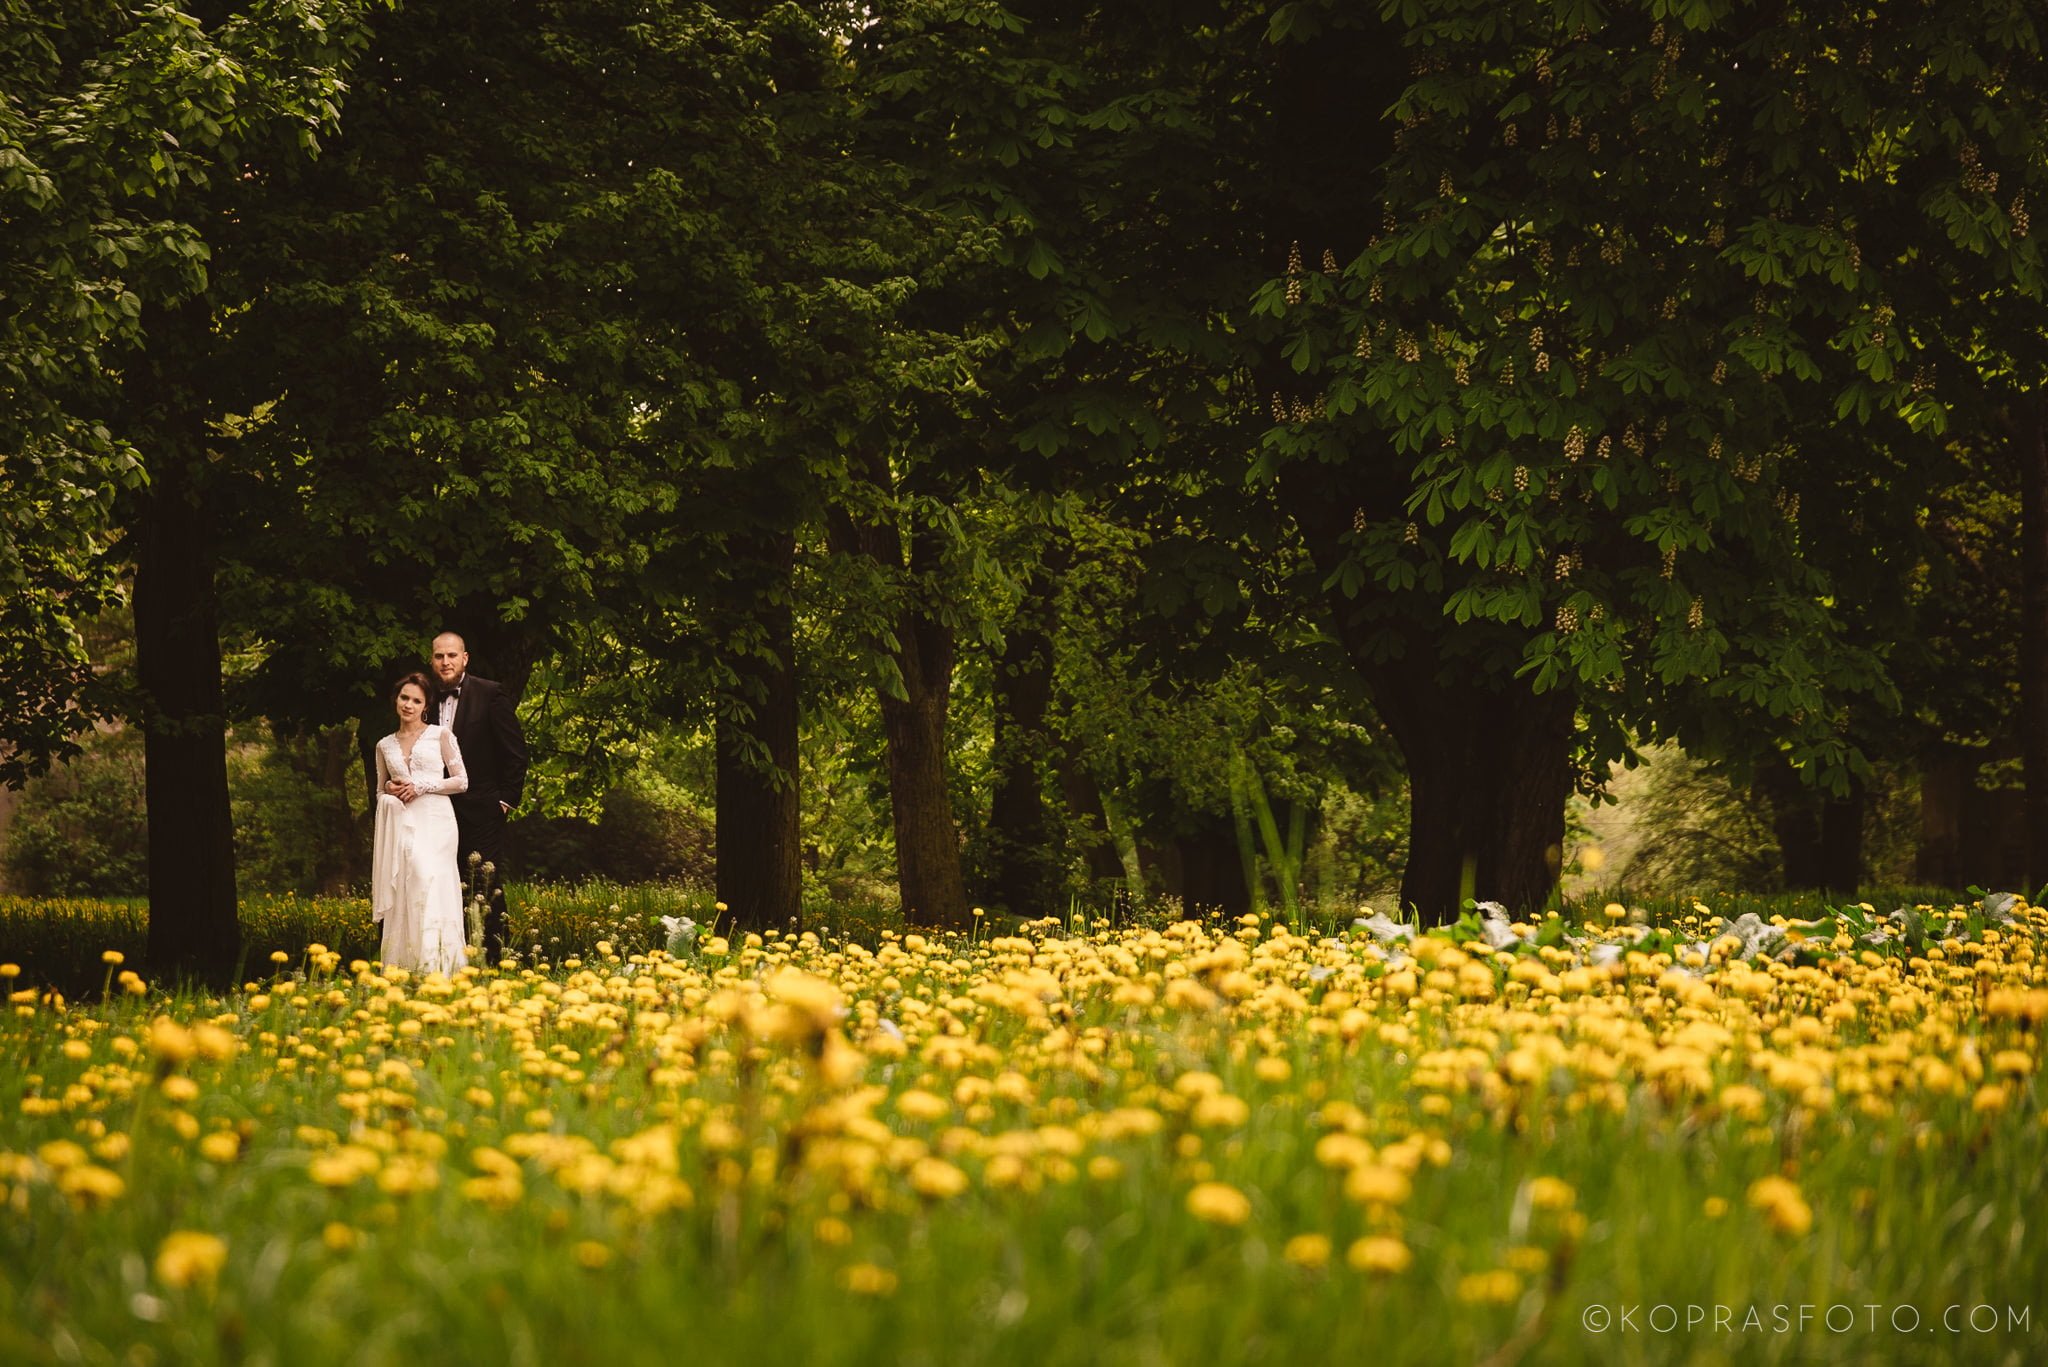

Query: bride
[[371, 671, 471, 974]]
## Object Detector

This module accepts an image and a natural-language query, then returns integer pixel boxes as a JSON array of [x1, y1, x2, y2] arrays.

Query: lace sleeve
[[426, 726, 469, 796], [374, 739, 392, 792]]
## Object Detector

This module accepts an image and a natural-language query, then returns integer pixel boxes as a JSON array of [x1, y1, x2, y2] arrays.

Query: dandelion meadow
[[11, 0, 2048, 1362], [5, 896, 2044, 1365]]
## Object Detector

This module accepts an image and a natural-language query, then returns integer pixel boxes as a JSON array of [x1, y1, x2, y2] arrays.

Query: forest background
[[3, 0, 2045, 983]]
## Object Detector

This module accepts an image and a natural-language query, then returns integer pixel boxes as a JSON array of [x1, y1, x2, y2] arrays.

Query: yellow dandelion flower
[[840, 1262, 899, 1296], [1283, 1233, 1332, 1269], [38, 1140, 87, 1170], [57, 1164, 124, 1205], [1719, 1084, 1766, 1120], [1747, 1176, 1813, 1236], [376, 1154, 441, 1196], [573, 1241, 612, 1269], [1527, 1175, 1575, 1210], [155, 1232, 227, 1290], [1190, 1092, 1251, 1130], [908, 1157, 969, 1200], [1185, 1181, 1252, 1227], [147, 1018, 196, 1064], [1346, 1235, 1413, 1275], [895, 1089, 950, 1122], [1343, 1164, 1412, 1207], [191, 1024, 236, 1061], [983, 1154, 1031, 1190], [308, 1145, 381, 1188], [765, 968, 842, 1030], [1314, 1133, 1374, 1169], [1457, 1269, 1522, 1304]]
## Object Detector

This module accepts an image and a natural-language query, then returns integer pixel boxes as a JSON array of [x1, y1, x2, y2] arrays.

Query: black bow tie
[[436, 687, 460, 702]]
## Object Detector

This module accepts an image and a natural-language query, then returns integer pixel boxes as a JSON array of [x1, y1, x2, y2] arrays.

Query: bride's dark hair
[[391, 670, 436, 708]]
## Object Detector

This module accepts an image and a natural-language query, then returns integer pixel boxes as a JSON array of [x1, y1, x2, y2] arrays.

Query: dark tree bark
[[2020, 396, 2048, 890], [1136, 835, 1185, 901], [1060, 758, 1129, 887], [980, 544, 1068, 916], [1176, 811, 1250, 916], [1278, 452, 1578, 923], [831, 455, 969, 929], [1817, 783, 1865, 896], [131, 309, 240, 985], [878, 604, 969, 928], [1381, 673, 1575, 920], [1757, 759, 1863, 895], [314, 726, 364, 893], [713, 528, 801, 931], [1915, 747, 1966, 889]]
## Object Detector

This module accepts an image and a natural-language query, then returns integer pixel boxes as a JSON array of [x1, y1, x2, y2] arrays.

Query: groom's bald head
[[431, 632, 468, 685]]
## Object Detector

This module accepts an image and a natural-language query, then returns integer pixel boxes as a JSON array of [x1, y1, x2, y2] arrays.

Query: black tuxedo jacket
[[443, 675, 528, 814]]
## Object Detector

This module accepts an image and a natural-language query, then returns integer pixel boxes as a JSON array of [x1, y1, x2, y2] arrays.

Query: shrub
[[511, 778, 713, 885], [228, 731, 364, 894], [1, 728, 148, 897]]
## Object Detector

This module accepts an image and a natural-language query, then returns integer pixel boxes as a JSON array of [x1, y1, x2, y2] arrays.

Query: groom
[[430, 631, 528, 965]]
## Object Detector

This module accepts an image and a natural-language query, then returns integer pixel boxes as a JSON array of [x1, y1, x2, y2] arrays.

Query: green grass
[[0, 880, 913, 995]]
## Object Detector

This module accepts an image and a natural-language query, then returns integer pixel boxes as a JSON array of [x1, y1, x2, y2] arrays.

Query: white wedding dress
[[371, 724, 470, 974]]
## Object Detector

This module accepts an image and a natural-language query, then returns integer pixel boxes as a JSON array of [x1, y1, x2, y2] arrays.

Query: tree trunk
[[1275, 439, 1577, 925], [316, 726, 365, 893], [1137, 835, 1184, 901], [980, 546, 1067, 917], [1060, 758, 1129, 887], [880, 626, 968, 928], [132, 347, 240, 985], [713, 528, 801, 932], [830, 456, 969, 929], [1759, 760, 1824, 891], [1387, 681, 1575, 922], [2020, 396, 2048, 891], [1758, 759, 1863, 895], [1818, 782, 1865, 896], [1177, 811, 1251, 916], [1915, 748, 1966, 890]]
